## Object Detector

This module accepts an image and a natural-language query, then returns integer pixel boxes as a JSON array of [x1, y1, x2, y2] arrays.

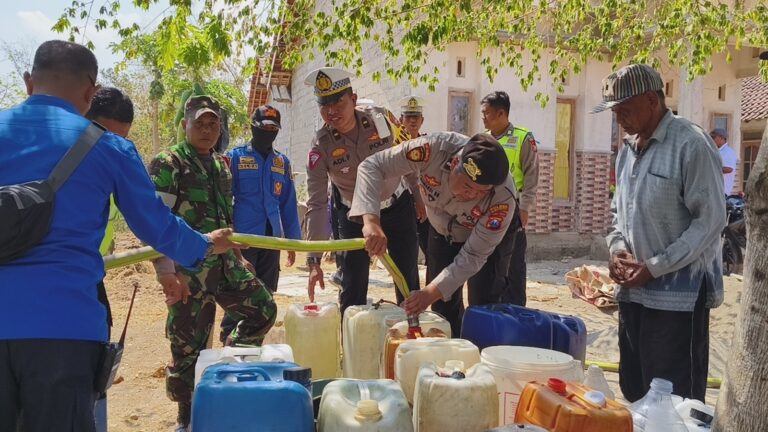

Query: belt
[[340, 181, 408, 210]]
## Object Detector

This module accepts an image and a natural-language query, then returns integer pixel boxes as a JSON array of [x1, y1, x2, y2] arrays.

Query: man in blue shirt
[[226, 105, 301, 294], [0, 40, 242, 432]]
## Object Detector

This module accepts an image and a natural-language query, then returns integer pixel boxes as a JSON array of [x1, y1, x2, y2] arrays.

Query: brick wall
[[527, 151, 611, 234]]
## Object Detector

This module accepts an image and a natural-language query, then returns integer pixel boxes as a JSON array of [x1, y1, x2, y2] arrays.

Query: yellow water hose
[[103, 234, 411, 298], [584, 360, 722, 389]]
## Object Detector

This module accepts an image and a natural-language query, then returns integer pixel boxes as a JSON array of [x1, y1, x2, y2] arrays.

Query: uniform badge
[[489, 203, 509, 215], [340, 166, 351, 174], [463, 158, 482, 182], [238, 156, 258, 170], [369, 132, 380, 141], [315, 71, 333, 92], [486, 215, 504, 230], [271, 156, 286, 174], [308, 150, 322, 170], [331, 147, 347, 158], [273, 181, 283, 195], [406, 143, 431, 162], [471, 206, 482, 219], [527, 135, 538, 153], [423, 175, 440, 188]]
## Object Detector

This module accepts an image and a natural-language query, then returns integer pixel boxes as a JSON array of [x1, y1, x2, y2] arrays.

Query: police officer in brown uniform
[[304, 68, 420, 314], [399, 96, 431, 258], [350, 132, 519, 335]]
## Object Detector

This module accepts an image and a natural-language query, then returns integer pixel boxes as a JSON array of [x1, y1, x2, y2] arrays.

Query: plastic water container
[[395, 338, 481, 403], [194, 344, 294, 386], [285, 303, 341, 379], [462, 304, 587, 362], [513, 378, 632, 431], [485, 425, 548, 431], [192, 362, 314, 432], [343, 303, 406, 378], [675, 399, 715, 431], [582, 364, 615, 400], [413, 361, 499, 432], [628, 378, 688, 432], [317, 379, 413, 432], [481, 346, 584, 425], [381, 313, 451, 379]]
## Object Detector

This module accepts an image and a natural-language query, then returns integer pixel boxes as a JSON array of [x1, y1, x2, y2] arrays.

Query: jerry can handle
[[214, 367, 271, 383]]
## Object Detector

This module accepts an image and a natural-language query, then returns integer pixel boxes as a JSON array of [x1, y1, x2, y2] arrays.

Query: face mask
[[251, 127, 279, 153]]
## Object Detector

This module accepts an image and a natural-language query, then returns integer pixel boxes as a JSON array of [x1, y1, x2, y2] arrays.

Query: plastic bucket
[[481, 346, 584, 426]]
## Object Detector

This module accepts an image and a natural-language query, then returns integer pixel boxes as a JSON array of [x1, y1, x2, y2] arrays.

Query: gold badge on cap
[[463, 158, 482, 182], [408, 97, 419, 108], [316, 71, 333, 92]]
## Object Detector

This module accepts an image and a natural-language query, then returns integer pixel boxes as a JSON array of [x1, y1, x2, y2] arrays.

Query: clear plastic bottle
[[628, 378, 688, 432], [583, 365, 615, 400]]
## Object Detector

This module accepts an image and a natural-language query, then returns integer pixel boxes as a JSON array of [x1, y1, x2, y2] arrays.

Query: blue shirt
[[607, 111, 725, 312], [227, 145, 301, 240], [0, 95, 209, 342]]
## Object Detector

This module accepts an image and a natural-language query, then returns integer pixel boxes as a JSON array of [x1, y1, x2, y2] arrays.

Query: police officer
[[350, 132, 519, 335], [480, 91, 539, 306], [227, 105, 300, 291], [399, 95, 431, 258], [304, 67, 420, 314], [149, 95, 277, 432]]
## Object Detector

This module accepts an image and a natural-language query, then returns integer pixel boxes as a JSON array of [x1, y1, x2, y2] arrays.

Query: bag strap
[[118, 282, 138, 346], [48, 123, 105, 192]]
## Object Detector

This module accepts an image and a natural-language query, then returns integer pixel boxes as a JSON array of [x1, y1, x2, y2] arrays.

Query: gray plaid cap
[[590, 64, 664, 113]]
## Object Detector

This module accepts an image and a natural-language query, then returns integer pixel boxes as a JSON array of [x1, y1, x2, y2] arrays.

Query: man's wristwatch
[[306, 256, 322, 266]]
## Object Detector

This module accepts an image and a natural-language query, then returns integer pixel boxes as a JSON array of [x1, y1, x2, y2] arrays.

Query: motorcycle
[[722, 194, 747, 276]]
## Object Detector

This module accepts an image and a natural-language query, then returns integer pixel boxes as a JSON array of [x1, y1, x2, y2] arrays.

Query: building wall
[[276, 44, 744, 233]]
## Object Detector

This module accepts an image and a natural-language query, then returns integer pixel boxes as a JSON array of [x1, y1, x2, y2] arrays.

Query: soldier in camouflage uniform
[[149, 95, 277, 432]]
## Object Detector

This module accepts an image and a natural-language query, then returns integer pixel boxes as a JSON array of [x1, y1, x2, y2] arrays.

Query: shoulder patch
[[526, 135, 538, 153], [406, 143, 431, 162], [308, 150, 322, 170], [489, 203, 509, 215], [485, 214, 505, 231]]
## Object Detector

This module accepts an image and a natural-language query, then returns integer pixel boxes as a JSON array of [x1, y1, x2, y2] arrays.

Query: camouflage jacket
[[149, 139, 253, 284]]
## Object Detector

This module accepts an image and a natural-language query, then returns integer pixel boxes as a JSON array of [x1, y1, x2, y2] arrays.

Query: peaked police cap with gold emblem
[[304, 67, 354, 104], [460, 133, 509, 186], [399, 95, 424, 116]]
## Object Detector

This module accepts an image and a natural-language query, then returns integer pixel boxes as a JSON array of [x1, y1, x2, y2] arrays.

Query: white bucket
[[481, 346, 584, 426]]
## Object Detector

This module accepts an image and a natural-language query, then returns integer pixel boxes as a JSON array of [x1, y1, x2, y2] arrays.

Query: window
[[554, 99, 575, 200], [718, 85, 727, 101], [456, 57, 466, 78], [711, 113, 730, 137], [665, 81, 673, 97], [448, 91, 471, 135], [743, 140, 761, 191]]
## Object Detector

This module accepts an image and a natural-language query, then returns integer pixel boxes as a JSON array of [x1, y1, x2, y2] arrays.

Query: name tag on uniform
[[239, 156, 258, 170]]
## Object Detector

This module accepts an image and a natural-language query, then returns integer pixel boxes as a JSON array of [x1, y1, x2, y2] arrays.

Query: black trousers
[[0, 339, 102, 432], [507, 227, 527, 307], [618, 282, 710, 402], [336, 192, 420, 315], [416, 219, 431, 258], [428, 211, 521, 337], [330, 186, 344, 270]]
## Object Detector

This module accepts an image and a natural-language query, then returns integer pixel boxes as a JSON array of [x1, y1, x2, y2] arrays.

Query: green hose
[[584, 360, 722, 389], [102, 234, 411, 298]]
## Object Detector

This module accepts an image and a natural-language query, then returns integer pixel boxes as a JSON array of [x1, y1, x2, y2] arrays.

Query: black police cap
[[460, 134, 509, 186]]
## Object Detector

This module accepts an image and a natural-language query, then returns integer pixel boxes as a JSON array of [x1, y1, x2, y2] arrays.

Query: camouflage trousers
[[165, 271, 276, 403]]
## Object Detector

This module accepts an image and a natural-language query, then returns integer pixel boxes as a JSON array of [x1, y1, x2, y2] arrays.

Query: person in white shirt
[[710, 128, 738, 195]]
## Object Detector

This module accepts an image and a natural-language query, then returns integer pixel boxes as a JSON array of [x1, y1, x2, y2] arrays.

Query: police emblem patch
[[271, 156, 285, 174], [471, 206, 482, 219], [308, 150, 322, 170], [486, 215, 504, 230], [406, 143, 431, 162], [489, 203, 509, 215], [423, 175, 440, 188], [273, 181, 283, 195], [527, 136, 538, 153], [316, 71, 332, 92], [463, 158, 482, 182]]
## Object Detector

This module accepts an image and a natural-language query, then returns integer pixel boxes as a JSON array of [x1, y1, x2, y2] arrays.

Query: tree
[[0, 39, 34, 109], [53, 3, 768, 429]]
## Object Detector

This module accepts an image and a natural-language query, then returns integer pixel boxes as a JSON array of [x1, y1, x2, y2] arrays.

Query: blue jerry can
[[192, 361, 314, 432], [460, 304, 587, 362]]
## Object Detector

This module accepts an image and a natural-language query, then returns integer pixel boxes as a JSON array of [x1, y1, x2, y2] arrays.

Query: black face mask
[[251, 127, 279, 155]]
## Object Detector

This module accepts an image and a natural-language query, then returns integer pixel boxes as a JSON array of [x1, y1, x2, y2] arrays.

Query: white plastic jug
[[285, 303, 341, 379], [194, 344, 294, 386], [413, 361, 499, 432], [583, 364, 615, 400], [675, 399, 715, 431], [317, 379, 413, 432], [628, 378, 688, 432], [480, 345, 584, 426], [395, 338, 480, 403], [342, 303, 406, 379]]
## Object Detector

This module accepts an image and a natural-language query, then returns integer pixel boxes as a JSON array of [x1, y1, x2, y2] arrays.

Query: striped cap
[[590, 64, 664, 113], [304, 67, 353, 104]]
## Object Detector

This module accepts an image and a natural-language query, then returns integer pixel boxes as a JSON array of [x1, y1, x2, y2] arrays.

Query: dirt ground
[[103, 232, 741, 431]]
